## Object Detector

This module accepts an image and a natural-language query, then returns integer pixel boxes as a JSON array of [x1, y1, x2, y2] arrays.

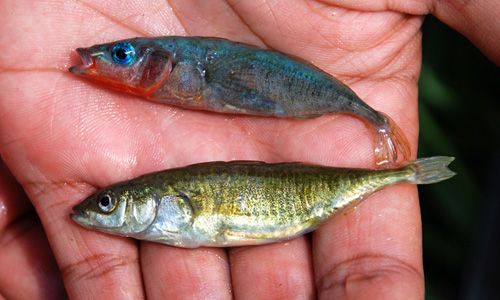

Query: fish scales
[[70, 36, 411, 168], [203, 46, 343, 117], [175, 163, 321, 223], [71, 157, 455, 247], [153, 163, 347, 241]]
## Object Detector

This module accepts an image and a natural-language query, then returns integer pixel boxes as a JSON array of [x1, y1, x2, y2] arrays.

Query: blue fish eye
[[111, 42, 135, 65]]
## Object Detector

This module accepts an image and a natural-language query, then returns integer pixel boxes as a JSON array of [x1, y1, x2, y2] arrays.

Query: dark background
[[418, 16, 500, 299]]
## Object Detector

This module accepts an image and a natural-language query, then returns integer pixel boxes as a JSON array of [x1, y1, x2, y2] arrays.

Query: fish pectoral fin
[[164, 60, 205, 100], [152, 194, 194, 233]]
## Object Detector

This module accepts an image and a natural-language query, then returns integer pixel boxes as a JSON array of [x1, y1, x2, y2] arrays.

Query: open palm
[[0, 1, 428, 298]]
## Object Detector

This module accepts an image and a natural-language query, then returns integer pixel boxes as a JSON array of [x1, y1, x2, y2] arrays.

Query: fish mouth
[[69, 48, 94, 75], [70, 212, 89, 225], [70, 203, 93, 227]]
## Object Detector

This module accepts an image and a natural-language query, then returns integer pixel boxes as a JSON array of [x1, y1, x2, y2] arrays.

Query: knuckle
[[316, 254, 424, 299], [61, 251, 138, 283]]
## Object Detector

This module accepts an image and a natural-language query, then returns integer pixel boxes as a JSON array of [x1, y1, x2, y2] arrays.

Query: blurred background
[[418, 16, 500, 299]]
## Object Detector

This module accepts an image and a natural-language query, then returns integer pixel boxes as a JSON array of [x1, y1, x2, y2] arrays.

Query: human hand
[[0, 159, 68, 299], [2, 0, 483, 299]]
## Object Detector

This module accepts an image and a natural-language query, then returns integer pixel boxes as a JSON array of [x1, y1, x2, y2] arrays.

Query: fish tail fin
[[401, 156, 456, 184], [373, 112, 411, 169]]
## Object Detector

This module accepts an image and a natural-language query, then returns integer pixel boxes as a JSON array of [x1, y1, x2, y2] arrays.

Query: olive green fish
[[71, 157, 455, 248]]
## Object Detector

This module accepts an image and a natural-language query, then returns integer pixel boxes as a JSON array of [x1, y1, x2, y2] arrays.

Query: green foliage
[[418, 15, 500, 300]]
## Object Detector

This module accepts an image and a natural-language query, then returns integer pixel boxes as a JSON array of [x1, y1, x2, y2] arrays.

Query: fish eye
[[97, 192, 116, 212], [111, 42, 135, 65]]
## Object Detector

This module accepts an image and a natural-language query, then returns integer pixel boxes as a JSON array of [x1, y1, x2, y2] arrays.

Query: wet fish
[[69, 36, 411, 168], [71, 157, 455, 248]]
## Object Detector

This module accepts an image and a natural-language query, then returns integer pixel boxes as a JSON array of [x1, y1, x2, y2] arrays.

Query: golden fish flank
[[71, 157, 455, 248]]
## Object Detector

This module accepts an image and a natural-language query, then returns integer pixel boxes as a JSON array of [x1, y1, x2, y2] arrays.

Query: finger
[[0, 158, 33, 232], [313, 186, 425, 299], [141, 243, 232, 299], [313, 0, 431, 14], [0, 213, 67, 299], [229, 236, 316, 299], [32, 186, 146, 300], [0, 159, 66, 299], [432, 0, 500, 65], [167, 0, 259, 43]]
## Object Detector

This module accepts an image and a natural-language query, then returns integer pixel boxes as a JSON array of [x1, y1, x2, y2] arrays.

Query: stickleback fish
[[69, 36, 411, 168], [71, 157, 455, 248]]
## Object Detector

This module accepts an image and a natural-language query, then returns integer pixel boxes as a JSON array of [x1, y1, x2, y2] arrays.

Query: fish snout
[[70, 200, 92, 227], [69, 48, 94, 75]]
